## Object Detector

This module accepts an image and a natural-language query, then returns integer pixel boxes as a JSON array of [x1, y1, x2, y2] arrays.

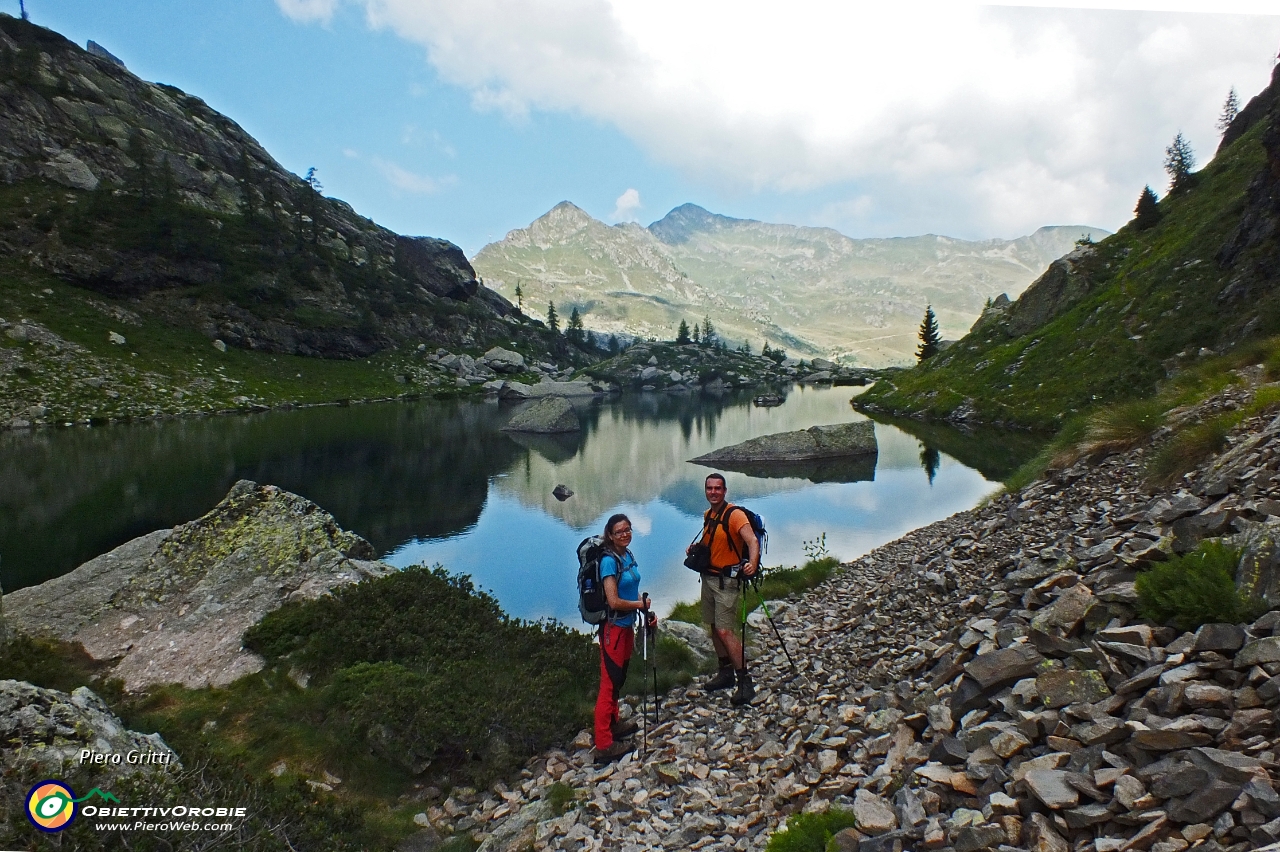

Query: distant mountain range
[[472, 202, 1109, 366]]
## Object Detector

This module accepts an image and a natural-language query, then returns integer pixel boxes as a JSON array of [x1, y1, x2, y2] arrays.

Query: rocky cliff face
[[0, 16, 520, 360], [3, 479, 392, 690]]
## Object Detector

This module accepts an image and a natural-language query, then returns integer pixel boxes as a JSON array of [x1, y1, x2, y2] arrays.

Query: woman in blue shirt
[[594, 513, 657, 763]]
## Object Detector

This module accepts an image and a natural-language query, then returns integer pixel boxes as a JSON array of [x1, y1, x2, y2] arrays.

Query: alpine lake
[[0, 385, 1043, 624]]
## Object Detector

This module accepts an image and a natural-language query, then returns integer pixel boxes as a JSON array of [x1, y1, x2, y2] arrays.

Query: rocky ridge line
[[418, 376, 1280, 852]]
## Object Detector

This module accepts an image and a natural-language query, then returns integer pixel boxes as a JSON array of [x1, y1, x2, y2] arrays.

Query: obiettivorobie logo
[[26, 781, 118, 832]]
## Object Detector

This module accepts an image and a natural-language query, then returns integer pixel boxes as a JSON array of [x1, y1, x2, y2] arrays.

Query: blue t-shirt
[[600, 550, 641, 627]]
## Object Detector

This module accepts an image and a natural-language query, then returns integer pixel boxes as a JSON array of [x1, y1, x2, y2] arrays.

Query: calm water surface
[[0, 386, 1035, 623]]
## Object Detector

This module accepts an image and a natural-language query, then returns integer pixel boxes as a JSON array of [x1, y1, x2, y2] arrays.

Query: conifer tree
[[1217, 88, 1240, 134], [676, 319, 691, 345], [567, 307, 584, 344], [916, 306, 941, 363], [692, 324, 700, 344], [1133, 185, 1160, 230], [701, 316, 715, 345], [1164, 132, 1196, 193], [514, 282, 523, 312], [547, 301, 559, 335]]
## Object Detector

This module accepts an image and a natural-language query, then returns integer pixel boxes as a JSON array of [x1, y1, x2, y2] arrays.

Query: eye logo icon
[[27, 780, 77, 832]]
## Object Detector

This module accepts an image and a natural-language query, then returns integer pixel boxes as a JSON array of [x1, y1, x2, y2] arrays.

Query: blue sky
[[21, 1, 1280, 256]]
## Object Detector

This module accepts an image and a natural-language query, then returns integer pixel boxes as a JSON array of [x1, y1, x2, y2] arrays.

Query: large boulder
[[482, 347, 526, 373], [691, 421, 877, 466], [0, 680, 181, 780], [501, 396, 581, 433], [4, 481, 392, 690]]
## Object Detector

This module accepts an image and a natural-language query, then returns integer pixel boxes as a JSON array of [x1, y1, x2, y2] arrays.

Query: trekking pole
[[649, 603, 659, 730], [740, 573, 750, 683], [641, 593, 649, 757], [750, 576, 800, 676]]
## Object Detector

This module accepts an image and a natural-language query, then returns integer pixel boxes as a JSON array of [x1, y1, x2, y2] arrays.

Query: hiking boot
[[594, 740, 633, 764], [730, 670, 755, 706], [611, 718, 640, 739], [705, 665, 735, 691]]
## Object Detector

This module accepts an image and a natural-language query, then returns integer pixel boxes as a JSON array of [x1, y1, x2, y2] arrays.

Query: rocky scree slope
[[473, 201, 1106, 367], [856, 64, 1280, 431], [418, 378, 1280, 852], [0, 17, 582, 427]]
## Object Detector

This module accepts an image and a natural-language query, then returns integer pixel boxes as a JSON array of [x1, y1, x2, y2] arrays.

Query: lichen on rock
[[4, 480, 391, 690]]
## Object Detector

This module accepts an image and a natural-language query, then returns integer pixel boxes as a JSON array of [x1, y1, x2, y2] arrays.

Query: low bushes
[[242, 565, 597, 786], [763, 807, 859, 852], [1136, 540, 1265, 630]]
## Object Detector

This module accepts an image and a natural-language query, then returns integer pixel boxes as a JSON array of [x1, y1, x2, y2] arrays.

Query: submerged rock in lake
[[4, 480, 392, 691], [690, 421, 877, 467], [501, 396, 581, 433]]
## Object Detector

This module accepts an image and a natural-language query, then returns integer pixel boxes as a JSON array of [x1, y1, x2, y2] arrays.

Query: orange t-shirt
[[701, 504, 751, 571]]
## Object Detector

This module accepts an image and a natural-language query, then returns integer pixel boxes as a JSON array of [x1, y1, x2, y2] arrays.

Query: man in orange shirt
[[689, 473, 760, 706]]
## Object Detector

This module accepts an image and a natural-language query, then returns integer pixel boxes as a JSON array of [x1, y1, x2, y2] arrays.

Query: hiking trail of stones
[[425, 379, 1280, 852]]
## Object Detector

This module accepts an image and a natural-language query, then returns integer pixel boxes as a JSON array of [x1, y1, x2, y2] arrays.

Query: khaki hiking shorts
[[701, 574, 745, 630]]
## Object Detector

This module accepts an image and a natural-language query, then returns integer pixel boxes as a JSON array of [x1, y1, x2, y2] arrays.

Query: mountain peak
[[648, 203, 746, 245]]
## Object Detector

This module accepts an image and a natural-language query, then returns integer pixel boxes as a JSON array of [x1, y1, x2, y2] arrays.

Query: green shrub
[[764, 808, 859, 852], [545, 782, 578, 816], [623, 634, 705, 697], [242, 565, 597, 786], [1136, 540, 1264, 630]]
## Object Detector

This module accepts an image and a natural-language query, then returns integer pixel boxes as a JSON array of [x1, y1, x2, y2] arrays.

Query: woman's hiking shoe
[[594, 740, 633, 764], [730, 670, 755, 706], [611, 718, 640, 739], [705, 666, 735, 691]]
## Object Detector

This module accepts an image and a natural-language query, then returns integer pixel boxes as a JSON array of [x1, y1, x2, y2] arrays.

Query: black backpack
[[576, 535, 611, 625]]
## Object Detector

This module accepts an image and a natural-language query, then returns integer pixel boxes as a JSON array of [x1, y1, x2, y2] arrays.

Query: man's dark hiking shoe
[[594, 740, 633, 764], [611, 718, 639, 739], [705, 666, 735, 691], [730, 670, 755, 706]]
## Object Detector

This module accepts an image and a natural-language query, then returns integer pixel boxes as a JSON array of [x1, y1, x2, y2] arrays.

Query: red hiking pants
[[594, 621, 634, 749]]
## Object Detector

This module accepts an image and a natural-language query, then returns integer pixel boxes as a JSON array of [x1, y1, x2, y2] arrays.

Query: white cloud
[[371, 156, 454, 194], [281, 1, 1280, 236], [275, 0, 339, 24], [611, 188, 642, 222]]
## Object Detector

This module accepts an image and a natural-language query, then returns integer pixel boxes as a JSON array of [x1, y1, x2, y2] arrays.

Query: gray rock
[[1022, 769, 1079, 809], [1236, 637, 1280, 667], [40, 149, 99, 190], [482, 347, 525, 372], [1034, 668, 1110, 708], [953, 824, 1006, 852], [501, 396, 580, 433], [963, 643, 1045, 690], [3, 480, 386, 690], [691, 422, 877, 465], [0, 680, 180, 780], [658, 620, 717, 668], [853, 789, 898, 835], [1193, 623, 1246, 652], [1167, 779, 1244, 823], [1029, 584, 1094, 636], [475, 800, 552, 852], [551, 484, 574, 501]]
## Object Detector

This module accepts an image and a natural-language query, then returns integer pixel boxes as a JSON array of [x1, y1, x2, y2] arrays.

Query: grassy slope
[[855, 119, 1270, 432]]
